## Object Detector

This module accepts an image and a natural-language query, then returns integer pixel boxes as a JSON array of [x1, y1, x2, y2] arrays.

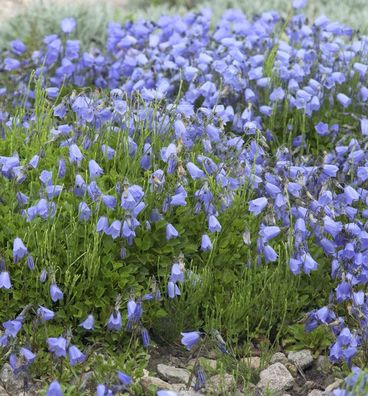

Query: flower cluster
[[1, 3, 368, 392]]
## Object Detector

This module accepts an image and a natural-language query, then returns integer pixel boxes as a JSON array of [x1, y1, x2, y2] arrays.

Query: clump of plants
[[1, 0, 368, 393]]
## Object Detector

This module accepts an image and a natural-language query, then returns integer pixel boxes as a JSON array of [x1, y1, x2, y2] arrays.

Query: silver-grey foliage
[[0, 0, 367, 48]]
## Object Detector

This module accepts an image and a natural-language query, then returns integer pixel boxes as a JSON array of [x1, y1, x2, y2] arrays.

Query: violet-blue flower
[[50, 283, 64, 302], [80, 314, 94, 330], [107, 311, 122, 331], [46, 380, 63, 396], [37, 306, 55, 321], [68, 345, 86, 366], [117, 371, 133, 386], [0, 271, 11, 289], [47, 337, 67, 357], [181, 331, 201, 350], [13, 237, 28, 263], [61, 17, 77, 34]]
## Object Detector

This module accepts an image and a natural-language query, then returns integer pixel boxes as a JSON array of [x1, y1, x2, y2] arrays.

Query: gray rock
[[270, 352, 288, 365], [257, 363, 294, 393], [0, 364, 24, 393], [288, 349, 314, 369], [308, 390, 324, 396], [207, 373, 236, 394], [140, 375, 175, 391], [157, 364, 191, 384]]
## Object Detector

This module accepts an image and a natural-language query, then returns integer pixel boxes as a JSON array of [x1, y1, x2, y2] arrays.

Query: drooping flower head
[[180, 331, 201, 350]]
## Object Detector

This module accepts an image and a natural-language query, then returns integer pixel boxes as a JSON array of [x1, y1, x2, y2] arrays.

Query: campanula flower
[[263, 245, 278, 263], [208, 215, 221, 233], [4, 58, 20, 71], [248, 197, 268, 215], [106, 220, 121, 239], [26, 255, 35, 270], [181, 331, 201, 350], [117, 371, 133, 386], [336, 282, 351, 302], [46, 380, 63, 396], [47, 337, 67, 357], [107, 311, 122, 331], [3, 320, 22, 338], [88, 160, 104, 180], [170, 263, 184, 283], [96, 217, 108, 233], [16, 192, 28, 206], [259, 226, 281, 242], [78, 202, 91, 221], [68, 345, 86, 366], [315, 122, 329, 136], [289, 258, 302, 275], [40, 269, 47, 283], [337, 93, 351, 108], [80, 314, 94, 330], [11, 39, 26, 55], [194, 362, 206, 391], [69, 144, 83, 165], [186, 162, 205, 179], [141, 327, 150, 347], [201, 234, 212, 251], [50, 283, 64, 302], [170, 192, 187, 206], [269, 87, 285, 101], [61, 17, 77, 34], [97, 384, 113, 396], [344, 186, 360, 204], [101, 144, 115, 159], [0, 271, 11, 289], [301, 252, 318, 274], [114, 100, 127, 115], [166, 224, 179, 240], [167, 281, 181, 298], [361, 118, 368, 135], [87, 181, 102, 201], [37, 306, 55, 321], [102, 195, 116, 210], [13, 237, 28, 263], [20, 347, 36, 364]]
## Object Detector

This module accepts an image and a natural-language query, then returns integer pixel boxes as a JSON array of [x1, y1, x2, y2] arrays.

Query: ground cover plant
[[1, 0, 368, 394]]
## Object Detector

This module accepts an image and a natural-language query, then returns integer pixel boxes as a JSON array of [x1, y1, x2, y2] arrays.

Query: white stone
[[308, 390, 324, 396], [288, 349, 314, 369], [270, 352, 288, 365], [157, 364, 191, 384], [140, 375, 173, 390], [257, 363, 294, 392]]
